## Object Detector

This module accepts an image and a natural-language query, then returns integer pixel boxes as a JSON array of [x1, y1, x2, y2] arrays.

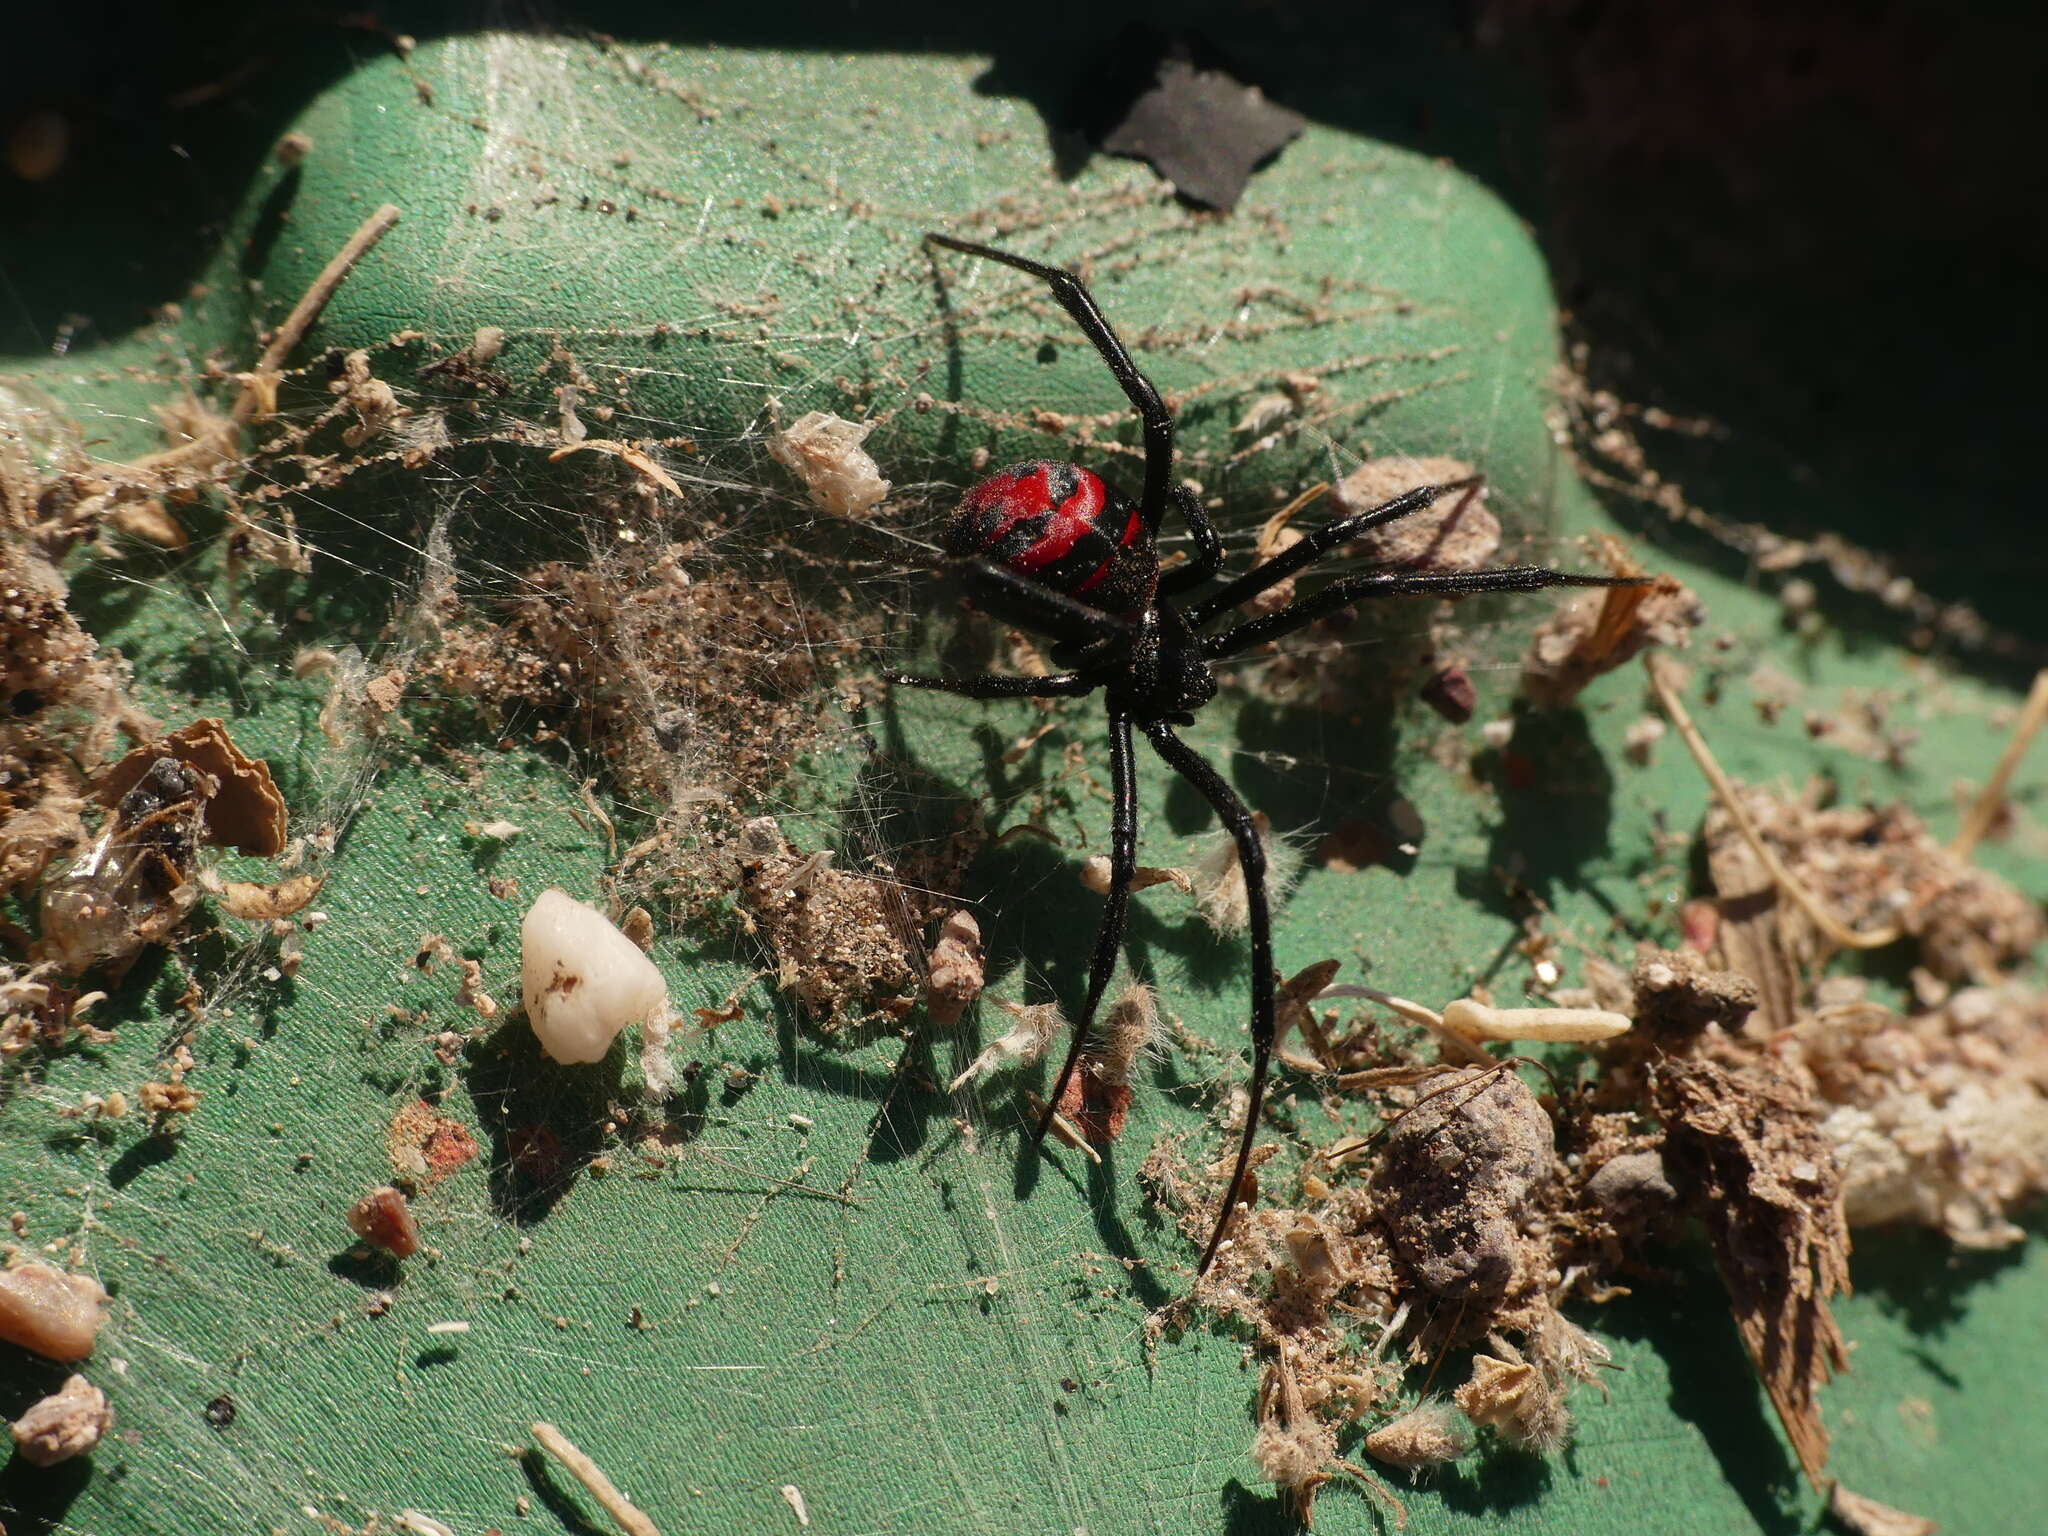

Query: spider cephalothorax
[[898, 232, 1643, 1276]]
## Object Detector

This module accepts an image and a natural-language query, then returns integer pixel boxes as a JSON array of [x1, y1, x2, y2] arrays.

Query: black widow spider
[[895, 232, 1643, 1276]]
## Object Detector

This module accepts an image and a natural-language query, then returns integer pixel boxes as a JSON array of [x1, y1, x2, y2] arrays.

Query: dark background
[[5, 0, 2043, 659]]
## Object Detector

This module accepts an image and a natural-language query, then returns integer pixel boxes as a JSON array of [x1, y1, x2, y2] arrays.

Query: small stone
[[521, 888, 671, 1064], [0, 1262, 109, 1362], [10, 1373, 112, 1465]]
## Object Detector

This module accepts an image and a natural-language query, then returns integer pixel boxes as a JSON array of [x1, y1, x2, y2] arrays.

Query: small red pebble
[[346, 1186, 420, 1258], [1420, 664, 1478, 724]]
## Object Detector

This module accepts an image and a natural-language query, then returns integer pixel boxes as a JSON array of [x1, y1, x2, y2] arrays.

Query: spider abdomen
[[946, 459, 1154, 611]]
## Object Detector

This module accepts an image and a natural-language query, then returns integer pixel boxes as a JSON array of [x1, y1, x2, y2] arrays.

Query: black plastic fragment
[[1084, 30, 1305, 212]]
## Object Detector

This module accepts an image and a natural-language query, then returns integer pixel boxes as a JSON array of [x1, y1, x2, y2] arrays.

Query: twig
[[116, 203, 402, 484], [529, 1422, 663, 1536], [1645, 651, 1901, 951], [235, 202, 403, 425], [1952, 668, 2048, 859]]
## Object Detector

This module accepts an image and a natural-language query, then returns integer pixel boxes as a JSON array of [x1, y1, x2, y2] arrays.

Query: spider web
[[11, 28, 2032, 1536]]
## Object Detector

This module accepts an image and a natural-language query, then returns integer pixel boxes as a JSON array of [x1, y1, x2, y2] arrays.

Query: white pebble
[[521, 888, 671, 1064]]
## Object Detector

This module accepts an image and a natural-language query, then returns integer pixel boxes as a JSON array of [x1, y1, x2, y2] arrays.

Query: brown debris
[[347, 1185, 422, 1258], [1362, 1401, 1472, 1477], [387, 1100, 480, 1185], [1371, 1066, 1557, 1301], [0, 772, 87, 900], [422, 551, 843, 912], [1, 967, 105, 1058], [136, 1079, 200, 1117], [1250, 1351, 1339, 1526], [1799, 980, 2048, 1249], [1829, 1484, 1938, 1536], [1708, 785, 2042, 989], [94, 717, 287, 858], [9, 1373, 113, 1466], [213, 871, 324, 922], [1454, 1347, 1566, 1453], [1652, 1055, 1851, 1486], [1056, 1068, 1133, 1145], [1328, 458, 1498, 571], [1630, 947, 1759, 1036], [1521, 567, 1702, 709], [923, 910, 984, 1027], [736, 818, 919, 1032], [0, 1261, 109, 1362]]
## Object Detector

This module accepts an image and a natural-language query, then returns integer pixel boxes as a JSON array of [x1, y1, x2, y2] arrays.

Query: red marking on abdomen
[[1011, 470, 1107, 571]]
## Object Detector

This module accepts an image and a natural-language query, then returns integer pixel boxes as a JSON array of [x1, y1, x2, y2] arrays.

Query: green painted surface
[[3, 25, 2042, 1536]]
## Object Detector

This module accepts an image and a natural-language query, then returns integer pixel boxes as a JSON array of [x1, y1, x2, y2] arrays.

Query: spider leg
[[886, 671, 1097, 699], [1156, 481, 1225, 598], [927, 233, 1177, 539], [1034, 708, 1138, 1146], [1203, 566, 1651, 659], [1186, 478, 1482, 626], [1141, 720, 1273, 1277], [956, 556, 1132, 645]]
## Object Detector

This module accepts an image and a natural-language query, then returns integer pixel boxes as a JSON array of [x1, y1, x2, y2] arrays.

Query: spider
[[895, 232, 1643, 1276]]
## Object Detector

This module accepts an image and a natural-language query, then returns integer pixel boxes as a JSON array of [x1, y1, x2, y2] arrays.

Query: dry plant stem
[[1645, 651, 1901, 951], [239, 203, 402, 424], [529, 1422, 663, 1536], [120, 203, 402, 481], [1332, 1460, 1408, 1530], [1952, 667, 2048, 859], [1261, 480, 1331, 536]]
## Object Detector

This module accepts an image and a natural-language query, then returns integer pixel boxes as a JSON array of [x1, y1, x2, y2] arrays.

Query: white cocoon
[[521, 888, 670, 1064]]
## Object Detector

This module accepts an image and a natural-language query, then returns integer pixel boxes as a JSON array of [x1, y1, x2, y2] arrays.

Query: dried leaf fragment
[[95, 717, 287, 857], [767, 410, 889, 517], [1654, 1056, 1850, 1486], [1829, 1484, 1938, 1536], [1522, 569, 1701, 708], [215, 871, 324, 921]]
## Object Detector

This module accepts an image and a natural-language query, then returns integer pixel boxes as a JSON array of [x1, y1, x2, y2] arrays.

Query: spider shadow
[[1463, 703, 1629, 923]]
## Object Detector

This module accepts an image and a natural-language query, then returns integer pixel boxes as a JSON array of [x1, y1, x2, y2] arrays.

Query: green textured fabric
[[3, 22, 2042, 1536]]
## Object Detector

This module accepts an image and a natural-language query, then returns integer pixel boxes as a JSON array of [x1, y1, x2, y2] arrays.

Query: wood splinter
[[528, 1421, 663, 1536]]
